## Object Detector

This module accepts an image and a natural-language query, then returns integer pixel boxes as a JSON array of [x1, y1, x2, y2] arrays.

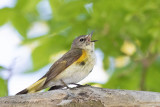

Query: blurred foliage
[[0, 0, 160, 97], [0, 78, 8, 97], [0, 66, 6, 71]]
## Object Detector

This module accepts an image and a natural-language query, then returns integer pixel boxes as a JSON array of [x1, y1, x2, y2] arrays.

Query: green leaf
[[11, 13, 30, 38], [49, 0, 88, 20], [15, 0, 41, 13], [0, 8, 13, 26], [0, 78, 8, 97]]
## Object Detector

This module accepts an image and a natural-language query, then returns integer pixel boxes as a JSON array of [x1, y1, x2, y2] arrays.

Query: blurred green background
[[0, 0, 160, 97]]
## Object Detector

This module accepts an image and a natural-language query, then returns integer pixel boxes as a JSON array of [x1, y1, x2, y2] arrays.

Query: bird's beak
[[86, 31, 98, 42]]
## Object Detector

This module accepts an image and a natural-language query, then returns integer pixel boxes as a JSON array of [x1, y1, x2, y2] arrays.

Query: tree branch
[[0, 86, 160, 107]]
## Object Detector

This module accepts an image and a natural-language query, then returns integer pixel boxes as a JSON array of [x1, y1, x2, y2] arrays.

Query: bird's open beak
[[87, 31, 98, 42]]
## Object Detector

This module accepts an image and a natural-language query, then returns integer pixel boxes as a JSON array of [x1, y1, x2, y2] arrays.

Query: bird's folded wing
[[41, 48, 82, 85]]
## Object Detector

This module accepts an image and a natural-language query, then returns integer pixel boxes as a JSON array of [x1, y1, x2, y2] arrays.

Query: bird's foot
[[48, 83, 90, 91], [49, 85, 64, 91], [70, 83, 90, 88]]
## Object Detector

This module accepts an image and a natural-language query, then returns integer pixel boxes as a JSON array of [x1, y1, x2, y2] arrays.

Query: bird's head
[[71, 32, 97, 50]]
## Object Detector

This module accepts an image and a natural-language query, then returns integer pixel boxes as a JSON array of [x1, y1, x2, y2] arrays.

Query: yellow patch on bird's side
[[27, 77, 47, 93], [75, 50, 87, 63]]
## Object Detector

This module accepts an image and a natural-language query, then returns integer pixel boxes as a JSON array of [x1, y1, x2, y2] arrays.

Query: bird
[[16, 32, 97, 95]]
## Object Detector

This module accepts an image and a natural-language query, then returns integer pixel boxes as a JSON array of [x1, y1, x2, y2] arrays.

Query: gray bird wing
[[41, 48, 82, 85]]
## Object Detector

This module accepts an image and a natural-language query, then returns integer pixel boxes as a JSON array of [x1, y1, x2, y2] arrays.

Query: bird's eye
[[80, 38, 84, 42]]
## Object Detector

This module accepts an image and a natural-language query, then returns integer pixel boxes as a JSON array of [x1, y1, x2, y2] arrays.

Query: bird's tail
[[16, 77, 47, 95]]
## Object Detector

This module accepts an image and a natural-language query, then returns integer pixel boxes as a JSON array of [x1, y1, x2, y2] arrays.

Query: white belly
[[46, 50, 96, 86]]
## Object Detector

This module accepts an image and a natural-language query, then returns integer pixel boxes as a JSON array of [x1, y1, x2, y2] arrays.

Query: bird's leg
[[60, 79, 69, 89], [49, 85, 64, 91]]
